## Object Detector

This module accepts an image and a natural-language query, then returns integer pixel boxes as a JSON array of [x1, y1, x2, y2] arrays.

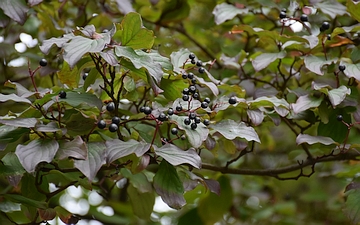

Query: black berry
[[279, 11, 286, 19], [181, 135, 186, 140], [196, 60, 203, 67], [189, 53, 195, 60], [184, 118, 191, 125], [183, 88, 189, 95], [187, 72, 194, 79], [59, 90, 66, 99], [320, 22, 330, 32], [171, 127, 178, 135], [191, 123, 197, 130], [193, 93, 199, 99], [139, 106, 145, 112], [201, 102, 208, 108], [109, 123, 118, 132], [176, 105, 183, 112], [229, 96, 237, 104], [300, 14, 308, 22], [191, 59, 196, 64], [167, 108, 174, 116], [198, 67, 205, 73], [112, 116, 120, 125], [203, 119, 210, 126], [339, 65, 346, 72], [182, 73, 188, 79], [161, 138, 168, 145], [337, 115, 343, 121], [82, 73, 88, 80], [204, 97, 211, 104], [143, 106, 152, 115], [189, 85, 196, 93], [327, 34, 331, 40], [39, 58, 47, 67], [189, 112, 196, 119], [106, 102, 115, 111], [97, 120, 106, 129], [158, 112, 167, 121], [195, 117, 201, 124], [191, 78, 197, 84], [182, 94, 189, 101]]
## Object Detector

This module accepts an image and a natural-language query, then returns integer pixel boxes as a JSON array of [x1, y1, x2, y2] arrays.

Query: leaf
[[154, 144, 201, 169], [1, 152, 26, 176], [345, 182, 360, 193], [328, 85, 351, 107], [344, 190, 360, 224], [195, 76, 219, 96], [249, 96, 290, 109], [54, 91, 103, 110], [35, 121, 62, 133], [210, 119, 260, 143], [40, 33, 75, 54], [99, 50, 119, 66], [316, 1, 347, 19], [0, 117, 38, 128], [247, 109, 264, 126], [153, 160, 185, 209], [0, 93, 31, 104], [119, 12, 154, 49], [318, 111, 350, 143], [127, 184, 155, 220], [4, 81, 35, 98], [57, 61, 79, 88], [38, 208, 56, 221], [347, 0, 360, 23], [169, 115, 209, 148], [74, 142, 106, 181], [252, 52, 286, 72], [120, 168, 153, 193], [15, 139, 59, 173], [296, 134, 336, 146], [212, 3, 249, 25], [115, 46, 164, 83], [57, 136, 87, 160], [105, 139, 150, 164], [115, 0, 135, 14], [0, 0, 28, 25], [303, 55, 335, 75], [342, 62, 360, 81], [3, 194, 47, 209], [291, 94, 323, 114], [170, 48, 193, 74]]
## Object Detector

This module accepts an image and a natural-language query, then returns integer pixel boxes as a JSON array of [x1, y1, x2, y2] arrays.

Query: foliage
[[1, 0, 360, 224]]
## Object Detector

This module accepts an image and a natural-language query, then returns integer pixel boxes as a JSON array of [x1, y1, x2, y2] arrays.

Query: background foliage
[[1, 0, 360, 224]]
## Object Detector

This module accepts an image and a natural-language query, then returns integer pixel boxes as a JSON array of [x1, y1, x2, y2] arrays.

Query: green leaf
[[157, 0, 190, 24], [15, 139, 59, 173], [316, 1, 347, 19], [63, 111, 95, 136], [318, 111, 350, 143], [57, 136, 87, 160], [3, 194, 47, 209], [153, 160, 185, 209], [291, 95, 323, 114], [120, 168, 153, 193], [127, 184, 155, 220], [169, 115, 209, 148], [0, 117, 38, 128], [0, 0, 28, 25], [99, 49, 119, 66], [210, 119, 260, 143], [252, 52, 286, 72], [1, 152, 26, 176], [328, 85, 351, 107], [303, 55, 335, 75], [0, 93, 31, 104], [212, 3, 249, 25], [154, 143, 201, 169], [74, 142, 106, 181], [0, 126, 28, 144], [119, 12, 154, 49], [83, 67, 100, 91], [170, 48, 193, 74], [347, 0, 360, 23], [0, 199, 21, 212], [54, 91, 103, 110], [105, 139, 150, 164], [35, 121, 62, 133], [344, 189, 360, 224], [115, 46, 164, 83], [296, 134, 336, 146], [57, 61, 79, 88], [342, 62, 360, 81]]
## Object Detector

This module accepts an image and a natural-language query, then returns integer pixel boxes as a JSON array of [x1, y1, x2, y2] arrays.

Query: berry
[[196, 60, 203, 67], [171, 127, 178, 135], [143, 106, 152, 115], [161, 138, 168, 145], [189, 112, 196, 119], [195, 117, 201, 124], [203, 119, 210, 126], [184, 118, 191, 125], [183, 88, 189, 95], [320, 21, 330, 32], [187, 72, 194, 79], [167, 108, 174, 116], [39, 58, 47, 67], [97, 120, 106, 129], [189, 53, 196, 60], [327, 34, 331, 40], [191, 78, 197, 84], [300, 14, 308, 22], [181, 135, 186, 140], [229, 96, 237, 104], [189, 85, 196, 93], [182, 73, 188, 79], [191, 59, 196, 64], [193, 93, 199, 99], [201, 102, 208, 108], [106, 102, 115, 111], [82, 73, 88, 80], [191, 123, 197, 130], [158, 112, 167, 121], [176, 105, 183, 112], [204, 97, 211, 104], [281, 8, 287, 13], [279, 11, 286, 19], [109, 123, 118, 132], [139, 106, 145, 112], [112, 116, 120, 125], [337, 115, 343, 121], [339, 65, 346, 72], [182, 94, 189, 101], [59, 90, 66, 99], [198, 67, 205, 73]]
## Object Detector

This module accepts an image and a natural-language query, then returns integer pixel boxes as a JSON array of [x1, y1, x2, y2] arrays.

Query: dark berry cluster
[[97, 102, 122, 132], [184, 112, 201, 130], [140, 106, 152, 115], [188, 53, 205, 74]]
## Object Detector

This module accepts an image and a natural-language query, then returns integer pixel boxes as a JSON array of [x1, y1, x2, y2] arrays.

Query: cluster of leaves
[[1, 0, 360, 224]]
